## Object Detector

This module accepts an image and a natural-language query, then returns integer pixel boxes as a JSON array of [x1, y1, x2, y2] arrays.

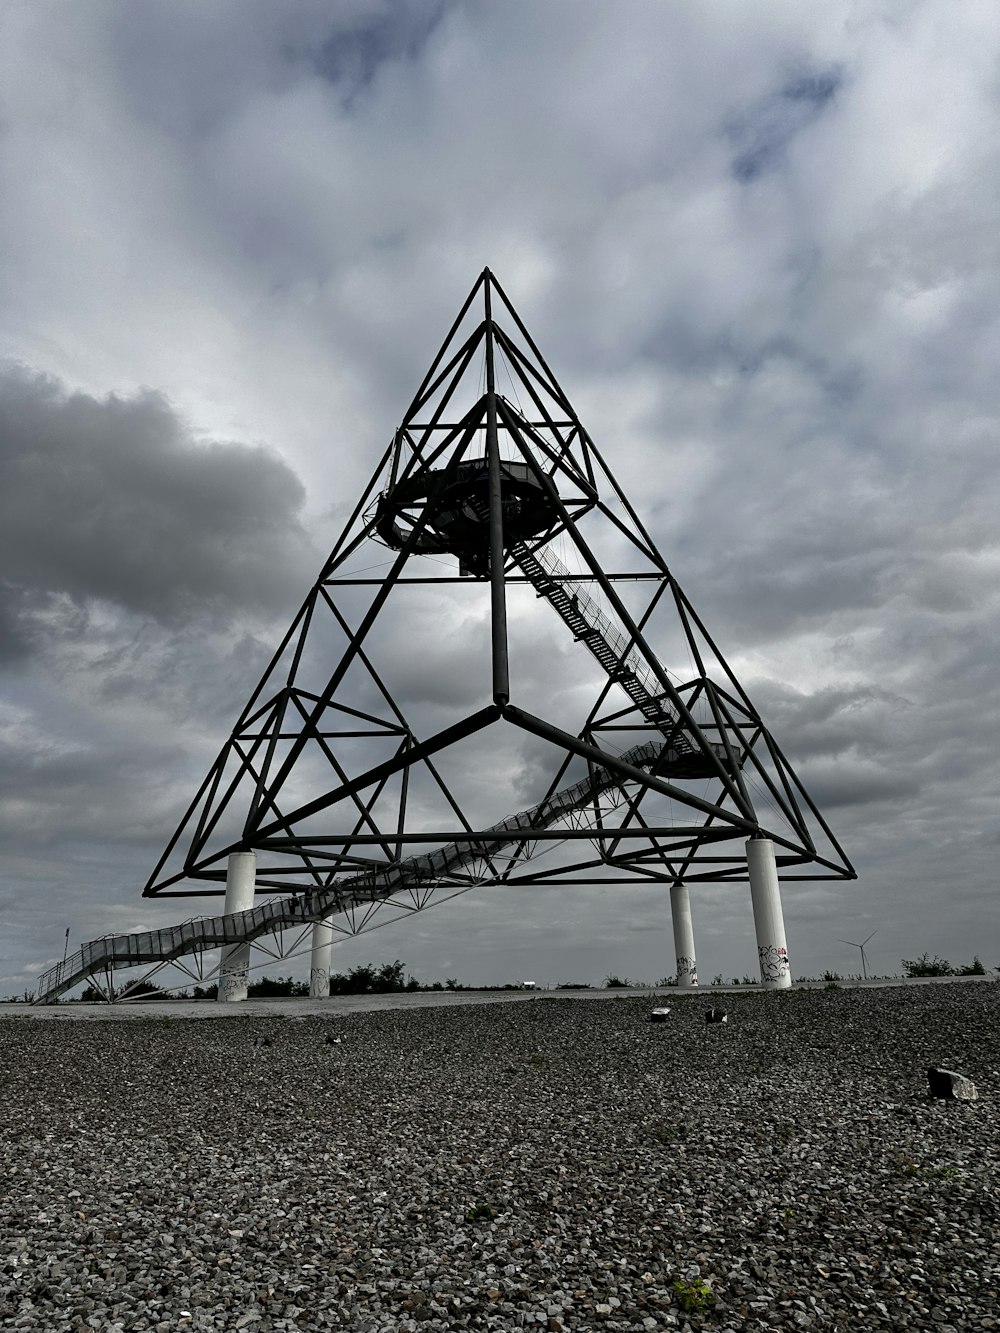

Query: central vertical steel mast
[[484, 272, 509, 709]]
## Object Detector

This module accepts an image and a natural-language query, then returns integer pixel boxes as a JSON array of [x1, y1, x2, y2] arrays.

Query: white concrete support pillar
[[309, 918, 333, 998], [670, 883, 698, 988], [218, 850, 256, 1003], [746, 837, 792, 989]]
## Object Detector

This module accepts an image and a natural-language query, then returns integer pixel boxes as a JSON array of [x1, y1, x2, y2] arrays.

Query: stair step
[[512, 539, 702, 754]]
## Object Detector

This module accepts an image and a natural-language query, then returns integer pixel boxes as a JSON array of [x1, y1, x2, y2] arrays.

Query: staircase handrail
[[33, 735, 671, 1004]]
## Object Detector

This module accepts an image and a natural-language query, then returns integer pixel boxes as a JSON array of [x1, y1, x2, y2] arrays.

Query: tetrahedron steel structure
[[145, 268, 854, 912]]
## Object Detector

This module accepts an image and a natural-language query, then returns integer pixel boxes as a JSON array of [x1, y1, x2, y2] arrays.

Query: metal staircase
[[457, 474, 719, 775], [34, 537, 734, 1005], [511, 541, 721, 777], [33, 736, 668, 1004]]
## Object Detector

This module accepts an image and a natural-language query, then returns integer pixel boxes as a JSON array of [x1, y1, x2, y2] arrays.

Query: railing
[[511, 542, 715, 763], [526, 544, 673, 705], [35, 538, 731, 1005], [33, 735, 671, 1004]]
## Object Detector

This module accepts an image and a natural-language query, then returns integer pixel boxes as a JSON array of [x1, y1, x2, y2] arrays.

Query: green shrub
[[247, 975, 309, 997], [672, 1278, 715, 1313], [955, 957, 986, 976], [901, 953, 952, 977]]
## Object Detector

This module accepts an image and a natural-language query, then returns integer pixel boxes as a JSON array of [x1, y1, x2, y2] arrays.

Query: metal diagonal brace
[[249, 705, 502, 843], [502, 705, 758, 834]]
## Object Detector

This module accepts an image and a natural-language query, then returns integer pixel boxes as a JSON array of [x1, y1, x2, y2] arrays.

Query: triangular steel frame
[[144, 269, 855, 902]]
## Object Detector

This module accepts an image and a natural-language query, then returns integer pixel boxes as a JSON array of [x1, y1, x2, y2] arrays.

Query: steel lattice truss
[[145, 268, 854, 908]]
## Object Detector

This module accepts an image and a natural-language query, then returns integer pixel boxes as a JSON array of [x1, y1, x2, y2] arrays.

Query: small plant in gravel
[[894, 1153, 919, 1177], [647, 1120, 688, 1144], [672, 1277, 716, 1313], [464, 1201, 496, 1222], [894, 1152, 962, 1183], [934, 1164, 961, 1181], [921, 1163, 962, 1183]]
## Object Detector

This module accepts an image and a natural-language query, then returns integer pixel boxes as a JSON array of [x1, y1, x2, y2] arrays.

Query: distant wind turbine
[[838, 929, 877, 980]]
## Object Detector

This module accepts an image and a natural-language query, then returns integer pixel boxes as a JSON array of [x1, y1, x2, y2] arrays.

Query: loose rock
[[2, 984, 998, 1331], [927, 1066, 978, 1100]]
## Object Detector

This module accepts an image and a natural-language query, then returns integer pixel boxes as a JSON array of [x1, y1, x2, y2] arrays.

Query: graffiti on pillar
[[310, 967, 330, 997], [758, 944, 789, 981], [676, 956, 698, 987], [219, 961, 249, 1002]]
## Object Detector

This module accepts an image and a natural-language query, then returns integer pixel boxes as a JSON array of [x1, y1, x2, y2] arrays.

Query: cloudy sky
[[2, 0, 999, 995]]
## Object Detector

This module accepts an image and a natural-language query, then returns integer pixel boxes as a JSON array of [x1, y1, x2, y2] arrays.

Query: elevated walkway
[[34, 735, 676, 1004], [35, 539, 735, 1006]]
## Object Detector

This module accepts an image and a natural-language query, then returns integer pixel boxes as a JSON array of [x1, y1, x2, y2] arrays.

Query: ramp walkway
[[34, 736, 687, 1004], [35, 540, 731, 1005]]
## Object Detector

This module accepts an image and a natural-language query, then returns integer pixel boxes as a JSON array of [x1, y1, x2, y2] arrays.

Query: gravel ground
[[2, 985, 998, 1332]]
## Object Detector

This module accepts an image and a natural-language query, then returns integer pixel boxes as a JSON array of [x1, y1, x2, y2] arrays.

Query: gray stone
[[648, 1008, 671, 1023], [4, 985, 1000, 1333], [926, 1067, 978, 1100]]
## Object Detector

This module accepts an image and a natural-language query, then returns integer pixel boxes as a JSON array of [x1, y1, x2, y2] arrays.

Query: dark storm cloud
[[750, 681, 912, 761], [0, 583, 48, 664], [728, 66, 844, 183], [0, 723, 179, 849], [312, 1, 452, 102], [797, 761, 921, 811], [0, 366, 314, 634], [2, 1, 1000, 992]]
